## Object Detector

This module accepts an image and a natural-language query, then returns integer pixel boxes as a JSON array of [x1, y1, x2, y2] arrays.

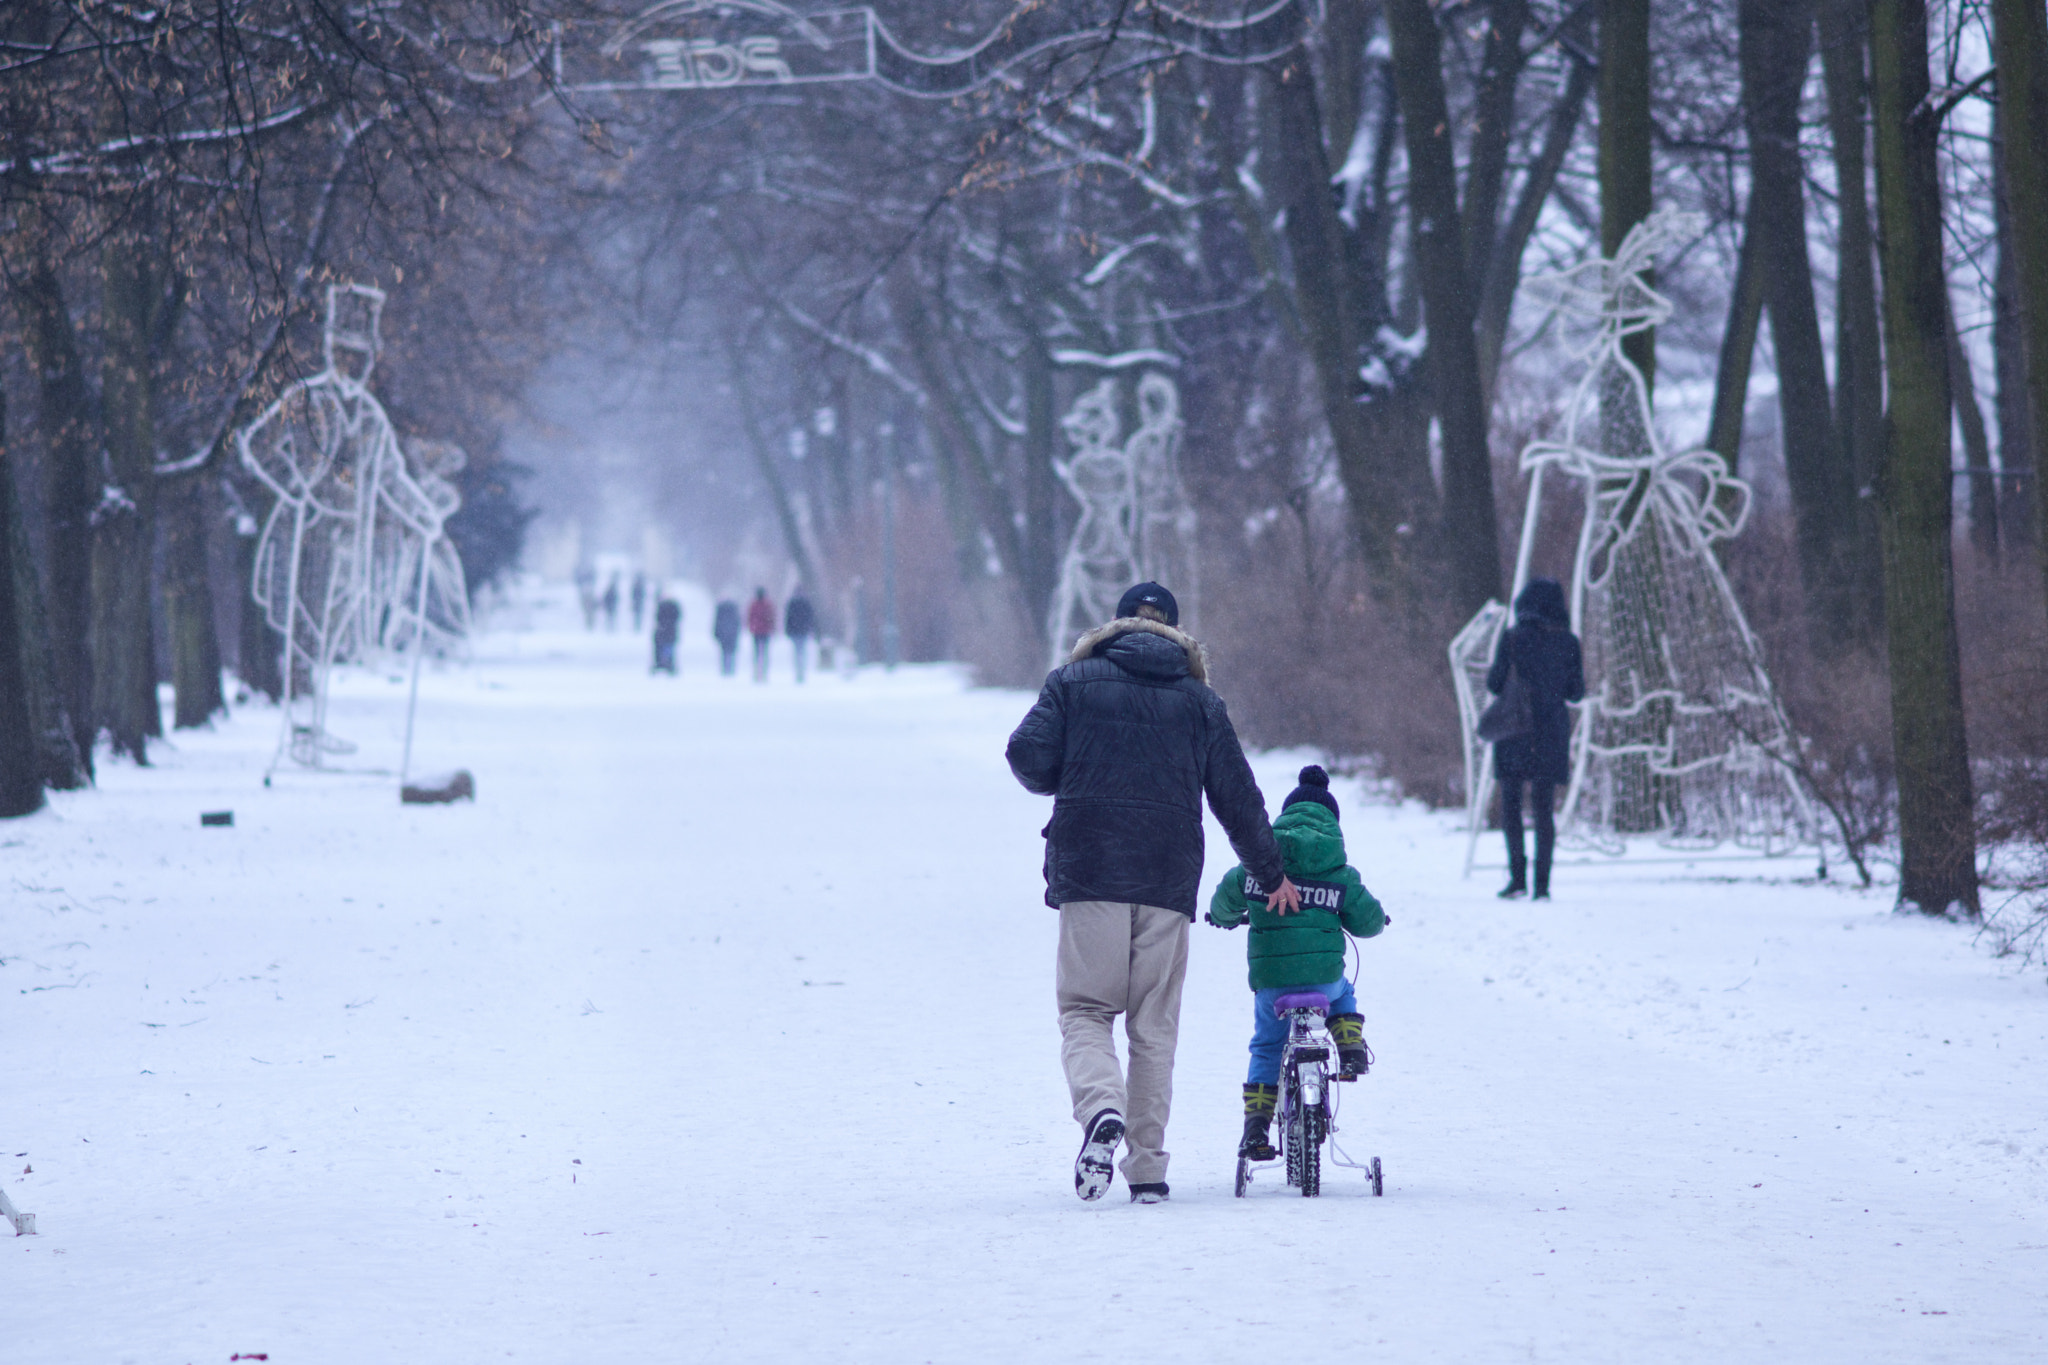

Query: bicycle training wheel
[[1234, 1154, 1250, 1198], [1369, 1155, 1383, 1197]]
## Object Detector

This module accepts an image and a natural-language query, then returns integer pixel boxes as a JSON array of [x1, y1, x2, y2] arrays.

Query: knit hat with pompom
[[1280, 764, 1339, 820]]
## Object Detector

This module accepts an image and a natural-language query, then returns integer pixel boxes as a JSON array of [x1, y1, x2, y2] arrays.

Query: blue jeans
[[1248, 978, 1356, 1085]]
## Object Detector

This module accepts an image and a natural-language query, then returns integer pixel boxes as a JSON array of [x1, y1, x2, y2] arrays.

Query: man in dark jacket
[[1487, 577, 1586, 900], [713, 599, 742, 676], [785, 589, 817, 683], [1006, 582, 1297, 1204]]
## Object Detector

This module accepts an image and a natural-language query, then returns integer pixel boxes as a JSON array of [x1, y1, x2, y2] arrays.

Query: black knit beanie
[[1281, 764, 1339, 820]]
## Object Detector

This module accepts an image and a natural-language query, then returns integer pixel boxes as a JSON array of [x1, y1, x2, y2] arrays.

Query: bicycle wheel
[[1234, 1154, 1250, 1198], [1282, 1098, 1302, 1188], [1300, 1097, 1322, 1197], [1369, 1155, 1383, 1197]]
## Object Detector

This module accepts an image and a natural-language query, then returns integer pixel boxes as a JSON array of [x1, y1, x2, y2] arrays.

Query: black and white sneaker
[[1128, 1182, 1169, 1204], [1074, 1109, 1124, 1201]]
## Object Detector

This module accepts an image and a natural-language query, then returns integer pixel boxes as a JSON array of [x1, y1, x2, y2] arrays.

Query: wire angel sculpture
[[1045, 371, 1198, 666], [1046, 379, 1139, 665], [1126, 371, 1198, 626], [237, 284, 470, 776], [1451, 208, 1814, 869]]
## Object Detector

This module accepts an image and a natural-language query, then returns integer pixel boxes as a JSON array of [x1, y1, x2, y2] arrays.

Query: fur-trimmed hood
[[1069, 616, 1209, 683]]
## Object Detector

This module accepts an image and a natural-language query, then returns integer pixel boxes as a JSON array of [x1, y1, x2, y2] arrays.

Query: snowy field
[[6, 582, 2046, 1364]]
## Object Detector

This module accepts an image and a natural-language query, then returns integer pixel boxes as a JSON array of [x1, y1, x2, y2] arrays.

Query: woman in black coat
[[1486, 577, 1585, 900]]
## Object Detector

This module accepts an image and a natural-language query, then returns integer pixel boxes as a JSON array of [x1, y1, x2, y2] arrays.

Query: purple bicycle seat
[[1271, 991, 1330, 1018]]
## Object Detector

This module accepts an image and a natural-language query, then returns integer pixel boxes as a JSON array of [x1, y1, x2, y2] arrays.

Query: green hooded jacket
[[1204, 801, 1385, 990]]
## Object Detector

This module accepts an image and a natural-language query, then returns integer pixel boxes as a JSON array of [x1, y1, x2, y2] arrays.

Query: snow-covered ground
[[7, 583, 2046, 1363]]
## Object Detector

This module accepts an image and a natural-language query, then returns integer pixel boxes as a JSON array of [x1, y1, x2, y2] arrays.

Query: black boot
[[1500, 836, 1528, 898], [1532, 782, 1556, 900], [1239, 1083, 1278, 1160], [1501, 781, 1528, 897], [1327, 1013, 1371, 1080]]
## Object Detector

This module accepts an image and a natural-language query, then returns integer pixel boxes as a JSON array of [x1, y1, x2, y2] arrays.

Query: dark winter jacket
[[1487, 579, 1586, 786], [1006, 618, 1285, 918], [653, 599, 681, 644], [1206, 801, 1385, 990], [785, 594, 817, 639], [713, 601, 742, 647]]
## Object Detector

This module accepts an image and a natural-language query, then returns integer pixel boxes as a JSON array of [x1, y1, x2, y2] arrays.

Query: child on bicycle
[[1205, 765, 1386, 1160]]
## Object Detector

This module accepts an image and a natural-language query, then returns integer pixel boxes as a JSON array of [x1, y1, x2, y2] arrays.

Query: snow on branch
[[1051, 348, 1180, 370], [779, 301, 927, 402]]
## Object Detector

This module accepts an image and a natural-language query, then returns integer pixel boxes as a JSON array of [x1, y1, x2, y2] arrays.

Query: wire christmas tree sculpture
[[1045, 371, 1197, 666], [238, 284, 471, 777], [1452, 208, 1814, 866]]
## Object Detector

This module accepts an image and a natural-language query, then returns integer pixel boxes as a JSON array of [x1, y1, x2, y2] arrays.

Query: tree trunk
[[889, 272, 1029, 599], [726, 338, 820, 592], [1385, 0, 1504, 615], [1019, 335, 1060, 633], [1478, 42, 1597, 397], [232, 485, 283, 701], [1949, 309, 1999, 562], [1706, 206, 1766, 470], [162, 474, 225, 727], [1261, 55, 1408, 576], [1819, 0, 1888, 633], [13, 254, 97, 775], [1993, 109, 2037, 558], [2, 419, 86, 792], [0, 386, 45, 817], [1868, 0, 1978, 915], [1989, 0, 2048, 622], [1461, 0, 1533, 298], [1743, 0, 1859, 644], [95, 238, 167, 760], [1600, 0, 1656, 391]]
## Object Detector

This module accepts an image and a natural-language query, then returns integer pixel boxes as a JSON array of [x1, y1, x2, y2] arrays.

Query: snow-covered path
[[7, 586, 2046, 1363]]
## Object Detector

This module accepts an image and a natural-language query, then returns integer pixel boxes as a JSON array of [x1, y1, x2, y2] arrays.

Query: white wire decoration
[[1451, 208, 1814, 869], [1046, 371, 1197, 666], [1127, 371, 1199, 624], [237, 283, 471, 779]]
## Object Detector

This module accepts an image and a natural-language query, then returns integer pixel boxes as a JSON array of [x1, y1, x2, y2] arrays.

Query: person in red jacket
[[745, 587, 777, 682]]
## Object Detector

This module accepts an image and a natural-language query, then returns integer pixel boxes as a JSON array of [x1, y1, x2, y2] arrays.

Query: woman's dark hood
[[1514, 577, 1570, 627]]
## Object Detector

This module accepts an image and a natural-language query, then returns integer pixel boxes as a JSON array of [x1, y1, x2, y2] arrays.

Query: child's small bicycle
[[1235, 991, 1384, 1199]]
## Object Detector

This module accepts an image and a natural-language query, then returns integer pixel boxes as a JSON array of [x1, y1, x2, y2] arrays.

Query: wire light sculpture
[[237, 284, 470, 778], [1452, 208, 1814, 869], [1046, 372, 1196, 666], [1127, 371, 1198, 626], [567, 1, 1311, 98]]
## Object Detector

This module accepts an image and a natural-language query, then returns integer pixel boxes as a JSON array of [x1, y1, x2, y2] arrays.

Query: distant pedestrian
[[575, 565, 598, 631], [746, 588, 777, 682], [713, 599, 742, 676], [631, 573, 648, 632], [602, 575, 621, 632], [785, 588, 817, 683], [1485, 577, 1585, 901], [652, 597, 681, 675]]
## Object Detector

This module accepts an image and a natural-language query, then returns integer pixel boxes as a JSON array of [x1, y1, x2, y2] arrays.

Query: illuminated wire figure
[[1046, 379, 1139, 666], [238, 284, 469, 778], [1452, 209, 1814, 869], [1127, 372, 1197, 628]]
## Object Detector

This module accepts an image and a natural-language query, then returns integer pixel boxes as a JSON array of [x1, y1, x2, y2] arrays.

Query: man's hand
[[1264, 875, 1301, 915]]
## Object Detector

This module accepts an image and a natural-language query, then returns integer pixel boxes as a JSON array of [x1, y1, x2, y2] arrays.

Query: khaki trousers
[[1056, 900, 1190, 1185]]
